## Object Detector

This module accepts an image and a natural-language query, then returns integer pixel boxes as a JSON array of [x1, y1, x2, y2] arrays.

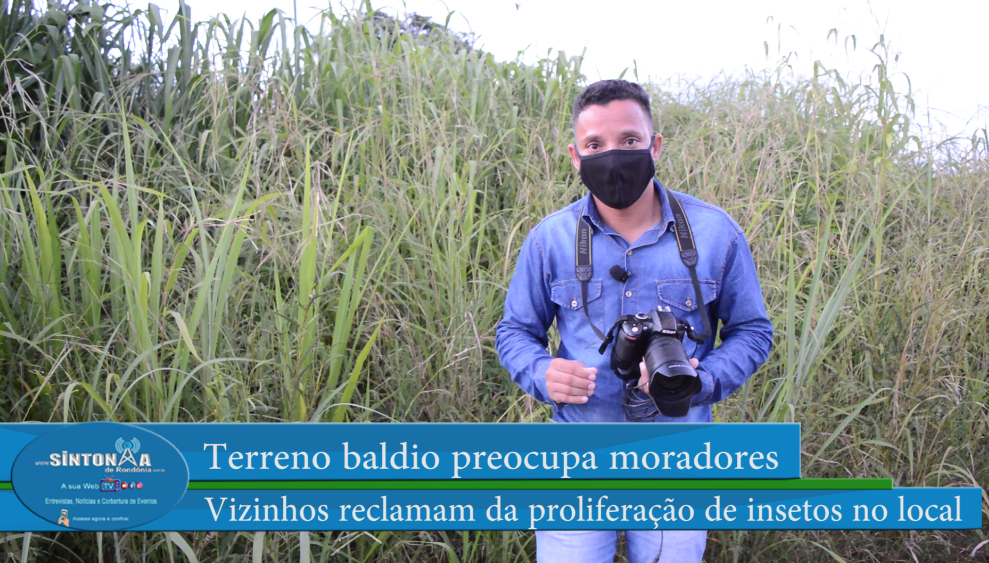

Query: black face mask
[[575, 139, 656, 210]]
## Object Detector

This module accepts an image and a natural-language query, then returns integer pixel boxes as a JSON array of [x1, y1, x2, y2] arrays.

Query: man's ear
[[651, 135, 663, 160], [567, 143, 581, 170]]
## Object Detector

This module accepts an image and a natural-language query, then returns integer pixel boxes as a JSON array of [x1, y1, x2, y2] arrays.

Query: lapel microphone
[[609, 265, 631, 283]]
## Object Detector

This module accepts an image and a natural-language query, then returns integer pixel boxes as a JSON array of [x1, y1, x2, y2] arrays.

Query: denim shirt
[[495, 180, 774, 422]]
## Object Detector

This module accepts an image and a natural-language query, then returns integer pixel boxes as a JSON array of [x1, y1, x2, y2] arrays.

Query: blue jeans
[[535, 530, 707, 563]]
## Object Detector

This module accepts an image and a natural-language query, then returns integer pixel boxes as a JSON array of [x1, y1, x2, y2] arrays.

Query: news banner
[[0, 422, 981, 531]]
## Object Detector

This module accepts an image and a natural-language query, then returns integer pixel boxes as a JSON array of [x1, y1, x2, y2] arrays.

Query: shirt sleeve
[[692, 230, 774, 406], [495, 229, 557, 405]]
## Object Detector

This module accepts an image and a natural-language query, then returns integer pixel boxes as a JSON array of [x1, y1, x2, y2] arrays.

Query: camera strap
[[664, 187, 712, 341], [575, 205, 608, 341], [574, 187, 712, 344]]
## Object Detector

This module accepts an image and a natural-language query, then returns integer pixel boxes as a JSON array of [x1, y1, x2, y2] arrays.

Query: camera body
[[605, 307, 705, 417]]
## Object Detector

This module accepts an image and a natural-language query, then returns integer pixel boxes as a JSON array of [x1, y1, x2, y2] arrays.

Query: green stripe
[[0, 479, 894, 492], [185, 478, 892, 491]]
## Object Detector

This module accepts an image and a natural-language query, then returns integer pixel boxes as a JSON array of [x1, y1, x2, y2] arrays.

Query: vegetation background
[[0, 0, 986, 560]]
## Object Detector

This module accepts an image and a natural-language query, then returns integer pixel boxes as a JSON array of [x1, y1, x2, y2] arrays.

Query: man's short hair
[[572, 79, 653, 131]]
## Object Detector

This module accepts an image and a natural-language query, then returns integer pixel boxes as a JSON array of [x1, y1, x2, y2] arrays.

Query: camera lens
[[652, 374, 692, 393], [643, 333, 698, 394]]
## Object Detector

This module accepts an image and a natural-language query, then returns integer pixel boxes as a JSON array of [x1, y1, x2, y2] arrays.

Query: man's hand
[[545, 358, 597, 404], [637, 358, 700, 395]]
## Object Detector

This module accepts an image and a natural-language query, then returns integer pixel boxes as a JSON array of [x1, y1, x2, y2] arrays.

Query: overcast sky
[[187, 0, 987, 140]]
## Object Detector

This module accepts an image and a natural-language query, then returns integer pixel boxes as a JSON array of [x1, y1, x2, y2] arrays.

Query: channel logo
[[11, 421, 191, 531], [44, 436, 152, 468]]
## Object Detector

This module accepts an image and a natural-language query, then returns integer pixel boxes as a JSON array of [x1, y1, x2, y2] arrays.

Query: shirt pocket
[[550, 279, 605, 347], [656, 279, 718, 320]]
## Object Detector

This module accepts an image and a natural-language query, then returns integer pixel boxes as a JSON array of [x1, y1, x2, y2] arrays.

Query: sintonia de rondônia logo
[[44, 437, 152, 468]]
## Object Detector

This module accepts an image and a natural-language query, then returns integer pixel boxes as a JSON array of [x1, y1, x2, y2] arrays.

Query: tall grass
[[0, 1, 986, 561]]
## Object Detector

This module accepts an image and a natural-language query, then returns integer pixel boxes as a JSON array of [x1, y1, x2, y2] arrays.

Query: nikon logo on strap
[[577, 226, 590, 255], [674, 213, 689, 238]]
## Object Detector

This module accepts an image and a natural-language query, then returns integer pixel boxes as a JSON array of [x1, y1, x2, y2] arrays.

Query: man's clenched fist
[[545, 358, 597, 404]]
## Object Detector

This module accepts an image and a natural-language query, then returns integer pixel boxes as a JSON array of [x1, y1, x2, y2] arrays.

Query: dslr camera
[[600, 307, 705, 417]]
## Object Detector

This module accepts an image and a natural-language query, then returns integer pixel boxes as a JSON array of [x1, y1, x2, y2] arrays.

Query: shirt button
[[571, 298, 578, 308], [626, 249, 633, 256], [685, 298, 693, 307], [625, 291, 632, 298]]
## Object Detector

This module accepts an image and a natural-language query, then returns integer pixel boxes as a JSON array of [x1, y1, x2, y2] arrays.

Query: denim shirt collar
[[579, 178, 675, 246]]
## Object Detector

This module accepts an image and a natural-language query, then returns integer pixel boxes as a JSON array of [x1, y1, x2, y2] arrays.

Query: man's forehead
[[574, 100, 652, 139]]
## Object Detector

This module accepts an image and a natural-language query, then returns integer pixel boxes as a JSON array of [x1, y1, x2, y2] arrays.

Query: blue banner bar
[[0, 422, 801, 480], [1, 488, 980, 531]]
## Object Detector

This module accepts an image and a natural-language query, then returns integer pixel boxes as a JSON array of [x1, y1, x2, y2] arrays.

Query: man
[[495, 79, 774, 563]]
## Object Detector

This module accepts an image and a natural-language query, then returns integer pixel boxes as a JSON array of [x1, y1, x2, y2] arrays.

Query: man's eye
[[588, 144, 599, 150], [625, 138, 639, 146]]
